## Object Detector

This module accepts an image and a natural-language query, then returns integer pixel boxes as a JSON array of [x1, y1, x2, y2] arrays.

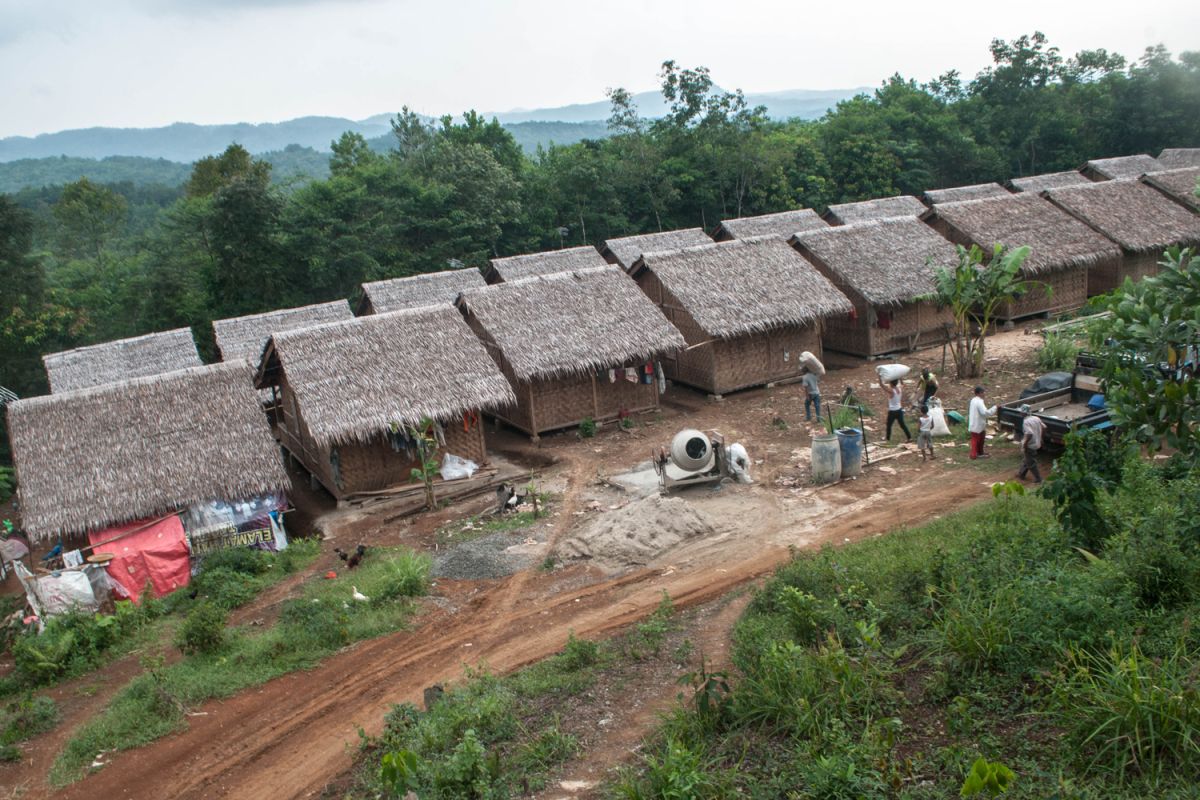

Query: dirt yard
[[0, 328, 1052, 799]]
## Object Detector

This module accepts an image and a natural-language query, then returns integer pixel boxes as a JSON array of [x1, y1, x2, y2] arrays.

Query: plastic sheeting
[[440, 454, 479, 481], [88, 516, 191, 602]]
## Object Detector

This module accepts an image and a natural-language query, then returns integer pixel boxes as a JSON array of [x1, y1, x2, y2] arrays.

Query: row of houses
[[7, 150, 1200, 545]]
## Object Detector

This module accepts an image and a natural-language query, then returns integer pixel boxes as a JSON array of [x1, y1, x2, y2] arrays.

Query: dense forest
[[2, 32, 1199, 412]]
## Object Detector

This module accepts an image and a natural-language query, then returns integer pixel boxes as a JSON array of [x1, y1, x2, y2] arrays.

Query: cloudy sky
[[0, 0, 1196, 138]]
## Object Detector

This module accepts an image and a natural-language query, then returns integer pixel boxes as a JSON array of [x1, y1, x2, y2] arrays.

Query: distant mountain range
[[0, 87, 868, 191]]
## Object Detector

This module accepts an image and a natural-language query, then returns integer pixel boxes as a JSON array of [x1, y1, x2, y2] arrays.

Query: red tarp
[[88, 515, 190, 602]]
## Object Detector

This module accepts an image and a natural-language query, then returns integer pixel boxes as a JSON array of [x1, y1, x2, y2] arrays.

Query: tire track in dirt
[[52, 467, 1009, 800]]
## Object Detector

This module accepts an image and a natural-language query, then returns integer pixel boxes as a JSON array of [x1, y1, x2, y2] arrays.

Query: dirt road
[[49, 460, 1010, 800]]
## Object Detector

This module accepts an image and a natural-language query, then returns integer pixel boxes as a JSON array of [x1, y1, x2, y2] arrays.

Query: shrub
[[185, 567, 259, 610], [1036, 331, 1081, 372], [615, 737, 725, 799], [1051, 642, 1200, 783], [371, 551, 432, 602], [200, 546, 273, 576], [932, 586, 1017, 674], [579, 416, 597, 438], [560, 631, 600, 670], [274, 538, 320, 573], [175, 602, 227, 655], [0, 466, 14, 504]]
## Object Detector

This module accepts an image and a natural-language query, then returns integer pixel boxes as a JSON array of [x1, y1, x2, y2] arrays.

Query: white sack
[[799, 351, 826, 376], [876, 363, 911, 383], [440, 453, 479, 481], [726, 442, 753, 484]]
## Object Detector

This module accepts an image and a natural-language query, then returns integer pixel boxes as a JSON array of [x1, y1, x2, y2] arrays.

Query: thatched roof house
[[484, 246, 608, 284], [631, 237, 852, 395], [7, 362, 288, 541], [713, 209, 827, 241], [459, 266, 685, 437], [599, 228, 713, 271], [1082, 154, 1165, 181], [357, 268, 486, 315], [791, 217, 959, 357], [823, 195, 927, 226], [924, 183, 1011, 204], [1157, 148, 1200, 169], [1044, 179, 1200, 291], [1008, 171, 1092, 193], [43, 328, 202, 394], [1142, 167, 1200, 212], [257, 305, 514, 499], [213, 300, 354, 363], [924, 193, 1121, 317]]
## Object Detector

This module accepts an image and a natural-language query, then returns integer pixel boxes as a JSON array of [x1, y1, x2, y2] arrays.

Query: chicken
[[347, 544, 366, 569], [495, 484, 530, 514], [351, 586, 370, 602]]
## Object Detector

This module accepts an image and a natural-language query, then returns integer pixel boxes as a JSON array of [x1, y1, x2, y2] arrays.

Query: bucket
[[835, 428, 863, 478], [811, 434, 842, 484]]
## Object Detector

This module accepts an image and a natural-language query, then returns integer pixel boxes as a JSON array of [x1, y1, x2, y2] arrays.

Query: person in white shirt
[[879, 378, 912, 443], [968, 385, 996, 459], [1017, 410, 1045, 483]]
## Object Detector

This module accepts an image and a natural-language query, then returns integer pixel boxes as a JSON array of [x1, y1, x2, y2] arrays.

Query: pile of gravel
[[432, 527, 544, 580]]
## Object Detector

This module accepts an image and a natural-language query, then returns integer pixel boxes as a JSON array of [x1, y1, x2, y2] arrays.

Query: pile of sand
[[558, 494, 719, 568]]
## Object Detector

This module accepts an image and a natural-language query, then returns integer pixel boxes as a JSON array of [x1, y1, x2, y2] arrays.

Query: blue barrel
[[811, 434, 842, 484], [835, 428, 863, 478]]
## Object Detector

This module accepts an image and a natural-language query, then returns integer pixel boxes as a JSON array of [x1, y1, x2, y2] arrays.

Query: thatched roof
[[1084, 154, 1164, 180], [213, 300, 353, 362], [7, 362, 289, 541], [459, 266, 685, 382], [1157, 149, 1200, 169], [43, 328, 202, 394], [632, 237, 852, 338], [1045, 179, 1200, 254], [924, 183, 1011, 204], [714, 209, 827, 240], [600, 228, 713, 270], [792, 217, 960, 306], [358, 268, 486, 314], [260, 305, 515, 448], [486, 246, 608, 283], [1143, 168, 1200, 212], [823, 195, 927, 226], [1008, 171, 1092, 193], [925, 193, 1122, 275]]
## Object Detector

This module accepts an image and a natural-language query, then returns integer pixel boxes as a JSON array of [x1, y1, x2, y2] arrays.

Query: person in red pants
[[968, 385, 996, 459]]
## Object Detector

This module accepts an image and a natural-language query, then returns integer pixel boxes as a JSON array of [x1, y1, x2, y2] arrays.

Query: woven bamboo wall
[[999, 268, 1088, 320], [634, 270, 715, 389], [817, 275, 872, 357], [635, 268, 823, 394], [1089, 252, 1159, 295], [275, 371, 486, 498], [867, 301, 952, 356]]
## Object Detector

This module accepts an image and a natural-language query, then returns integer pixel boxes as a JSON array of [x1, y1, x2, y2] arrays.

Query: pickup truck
[[997, 356, 1112, 449]]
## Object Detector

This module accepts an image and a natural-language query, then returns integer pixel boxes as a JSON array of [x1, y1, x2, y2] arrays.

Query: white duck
[[351, 586, 370, 603]]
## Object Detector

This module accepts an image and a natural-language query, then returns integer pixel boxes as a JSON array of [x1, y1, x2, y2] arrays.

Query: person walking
[[917, 368, 939, 412], [880, 378, 912, 443], [802, 370, 821, 422], [1017, 410, 1045, 484], [968, 385, 997, 459]]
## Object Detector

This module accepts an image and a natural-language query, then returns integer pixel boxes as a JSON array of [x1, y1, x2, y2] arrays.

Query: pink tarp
[[88, 515, 191, 602]]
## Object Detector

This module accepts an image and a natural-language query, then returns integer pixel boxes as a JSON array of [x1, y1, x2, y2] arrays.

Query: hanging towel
[[655, 362, 666, 394], [624, 367, 638, 383], [62, 549, 84, 569], [608, 369, 617, 383]]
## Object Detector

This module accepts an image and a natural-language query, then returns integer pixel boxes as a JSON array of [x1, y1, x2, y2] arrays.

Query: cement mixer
[[653, 429, 748, 493]]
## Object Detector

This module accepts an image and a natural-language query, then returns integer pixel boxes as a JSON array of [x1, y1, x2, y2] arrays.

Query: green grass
[[1, 539, 321, 700], [49, 546, 430, 786], [610, 456, 1200, 799], [0, 694, 60, 762]]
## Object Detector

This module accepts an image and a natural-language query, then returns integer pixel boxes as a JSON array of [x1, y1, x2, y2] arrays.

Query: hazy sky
[[0, 0, 1196, 138]]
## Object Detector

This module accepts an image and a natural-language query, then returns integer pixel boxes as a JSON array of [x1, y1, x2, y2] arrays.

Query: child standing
[[917, 409, 935, 461]]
